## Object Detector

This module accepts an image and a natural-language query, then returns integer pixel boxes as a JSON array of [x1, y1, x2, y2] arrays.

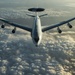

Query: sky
[[0, 0, 75, 8], [0, 0, 75, 22], [0, 0, 75, 11]]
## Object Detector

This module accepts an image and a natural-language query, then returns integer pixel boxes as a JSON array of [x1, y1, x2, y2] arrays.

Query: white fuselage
[[31, 15, 42, 46]]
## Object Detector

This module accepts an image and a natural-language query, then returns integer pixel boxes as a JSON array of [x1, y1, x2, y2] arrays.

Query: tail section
[[27, 8, 47, 17]]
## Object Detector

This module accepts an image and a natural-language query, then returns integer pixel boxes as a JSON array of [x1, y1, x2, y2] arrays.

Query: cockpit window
[[34, 37, 39, 43]]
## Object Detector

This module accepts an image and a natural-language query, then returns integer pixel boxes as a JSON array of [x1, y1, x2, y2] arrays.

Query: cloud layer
[[0, 26, 75, 75]]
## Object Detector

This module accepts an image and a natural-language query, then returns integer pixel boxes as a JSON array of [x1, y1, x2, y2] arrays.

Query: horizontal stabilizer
[[39, 14, 47, 17], [26, 14, 35, 17]]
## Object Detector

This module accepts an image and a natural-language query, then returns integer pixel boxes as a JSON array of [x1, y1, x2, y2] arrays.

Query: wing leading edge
[[0, 18, 32, 32], [42, 17, 75, 32]]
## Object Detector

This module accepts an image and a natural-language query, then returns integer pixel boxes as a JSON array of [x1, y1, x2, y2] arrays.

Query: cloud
[[66, 3, 75, 7], [62, 0, 75, 7], [45, 9, 70, 17], [0, 8, 29, 19], [0, 26, 75, 75], [0, 7, 71, 19]]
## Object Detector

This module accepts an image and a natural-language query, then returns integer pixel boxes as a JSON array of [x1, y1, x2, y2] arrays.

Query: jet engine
[[67, 23, 72, 28], [12, 27, 16, 33], [1, 24, 5, 28], [57, 27, 62, 33]]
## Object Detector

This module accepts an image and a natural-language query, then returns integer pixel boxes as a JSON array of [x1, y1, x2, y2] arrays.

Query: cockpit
[[34, 37, 39, 43]]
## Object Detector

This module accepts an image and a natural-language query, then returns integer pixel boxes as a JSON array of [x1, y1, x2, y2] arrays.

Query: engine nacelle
[[1, 25, 5, 28], [12, 27, 16, 33], [57, 27, 62, 33], [67, 23, 72, 28]]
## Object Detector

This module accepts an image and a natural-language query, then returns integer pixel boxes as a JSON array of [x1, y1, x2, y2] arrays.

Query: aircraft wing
[[0, 18, 32, 32], [42, 17, 75, 32]]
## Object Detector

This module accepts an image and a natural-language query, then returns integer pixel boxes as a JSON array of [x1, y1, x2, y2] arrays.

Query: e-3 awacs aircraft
[[0, 8, 75, 46]]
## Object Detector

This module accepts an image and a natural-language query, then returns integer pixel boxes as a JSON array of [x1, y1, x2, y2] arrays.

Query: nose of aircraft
[[35, 44, 39, 47], [34, 37, 39, 43]]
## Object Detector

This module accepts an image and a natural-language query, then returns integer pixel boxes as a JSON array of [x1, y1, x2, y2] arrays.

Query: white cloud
[[0, 26, 75, 75], [44, 9, 70, 17], [66, 3, 75, 7]]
